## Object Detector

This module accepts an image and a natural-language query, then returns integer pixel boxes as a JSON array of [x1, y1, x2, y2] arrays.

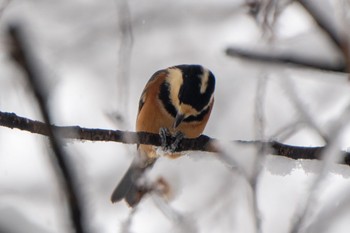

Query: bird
[[110, 64, 216, 207]]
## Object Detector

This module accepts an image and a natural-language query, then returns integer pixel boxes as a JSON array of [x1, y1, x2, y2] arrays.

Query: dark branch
[[1, 110, 350, 166], [297, 0, 343, 51], [225, 47, 347, 73], [8, 24, 86, 233], [0, 110, 214, 151], [227, 1, 350, 73], [297, 0, 350, 73]]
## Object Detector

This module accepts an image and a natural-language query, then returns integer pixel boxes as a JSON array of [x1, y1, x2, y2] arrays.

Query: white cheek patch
[[167, 68, 183, 109], [200, 69, 209, 94]]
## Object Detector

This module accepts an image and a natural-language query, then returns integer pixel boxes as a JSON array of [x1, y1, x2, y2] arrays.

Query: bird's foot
[[159, 128, 171, 150], [170, 131, 184, 152], [159, 128, 184, 153]]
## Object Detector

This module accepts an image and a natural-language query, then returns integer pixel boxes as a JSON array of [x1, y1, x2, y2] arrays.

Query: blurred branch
[[297, 0, 342, 50], [245, 0, 292, 39], [0, 0, 12, 19], [120, 205, 138, 233], [251, 74, 269, 233], [306, 185, 350, 233], [280, 73, 328, 142], [1, 110, 350, 166], [8, 24, 86, 233], [113, 0, 133, 122], [152, 193, 198, 233], [225, 47, 347, 72], [229, 0, 350, 73], [297, 0, 350, 72], [288, 101, 350, 233]]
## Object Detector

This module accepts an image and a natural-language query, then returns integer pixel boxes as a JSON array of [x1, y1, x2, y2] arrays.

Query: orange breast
[[135, 73, 213, 159]]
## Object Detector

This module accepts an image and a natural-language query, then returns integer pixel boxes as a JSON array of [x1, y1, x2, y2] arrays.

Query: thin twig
[[251, 73, 269, 233], [280, 73, 328, 143], [152, 194, 198, 233], [114, 0, 133, 122], [278, 71, 350, 233], [230, 1, 349, 73], [120, 206, 138, 233], [306, 185, 350, 233], [8, 24, 86, 233], [290, 105, 350, 233]]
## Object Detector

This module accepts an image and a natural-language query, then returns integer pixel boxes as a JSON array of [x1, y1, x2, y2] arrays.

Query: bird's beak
[[173, 113, 185, 129]]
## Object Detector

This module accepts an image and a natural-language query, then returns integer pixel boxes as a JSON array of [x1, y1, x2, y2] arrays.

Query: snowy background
[[1, 0, 350, 233]]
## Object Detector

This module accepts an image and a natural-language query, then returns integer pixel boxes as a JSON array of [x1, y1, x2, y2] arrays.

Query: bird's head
[[159, 64, 215, 128]]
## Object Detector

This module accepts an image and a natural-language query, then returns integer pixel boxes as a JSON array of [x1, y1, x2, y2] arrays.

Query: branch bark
[[1, 110, 350, 166]]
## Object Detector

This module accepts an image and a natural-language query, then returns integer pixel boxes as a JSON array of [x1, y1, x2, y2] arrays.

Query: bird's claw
[[159, 128, 171, 150], [159, 128, 184, 153], [170, 131, 184, 152]]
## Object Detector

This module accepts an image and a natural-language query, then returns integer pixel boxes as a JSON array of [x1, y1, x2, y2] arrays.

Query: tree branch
[[297, 0, 350, 73], [8, 24, 86, 233], [227, 0, 349, 73], [225, 47, 347, 73], [0, 110, 214, 151], [1, 110, 350, 166], [297, 0, 342, 51]]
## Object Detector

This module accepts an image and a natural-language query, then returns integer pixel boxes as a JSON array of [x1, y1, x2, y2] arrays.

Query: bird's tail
[[110, 158, 154, 207]]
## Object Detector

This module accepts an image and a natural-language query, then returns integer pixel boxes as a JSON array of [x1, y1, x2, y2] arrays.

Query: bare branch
[[152, 194, 198, 233], [297, 0, 343, 50], [228, 1, 350, 73], [8, 23, 87, 233], [306, 185, 350, 233], [114, 0, 133, 122], [1, 110, 350, 167], [225, 47, 347, 73], [289, 103, 350, 233], [245, 0, 293, 39], [280, 73, 327, 143], [297, 0, 350, 73], [251, 73, 269, 233], [0, 110, 215, 152]]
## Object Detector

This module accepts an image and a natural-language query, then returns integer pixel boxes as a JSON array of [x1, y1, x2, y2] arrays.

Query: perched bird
[[111, 64, 216, 207]]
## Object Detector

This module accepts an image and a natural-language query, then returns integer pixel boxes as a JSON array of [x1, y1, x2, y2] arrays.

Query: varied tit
[[111, 64, 216, 207]]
